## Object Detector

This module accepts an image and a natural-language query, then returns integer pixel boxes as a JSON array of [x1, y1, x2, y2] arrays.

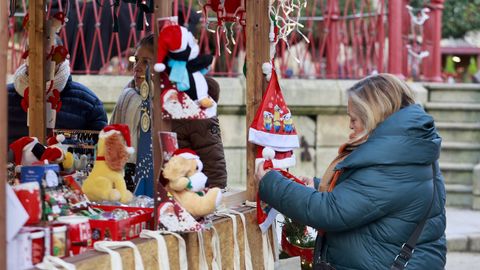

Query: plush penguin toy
[[154, 25, 215, 110]]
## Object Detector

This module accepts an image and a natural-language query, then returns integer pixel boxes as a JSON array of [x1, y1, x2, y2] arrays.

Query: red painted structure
[[7, 0, 444, 81]]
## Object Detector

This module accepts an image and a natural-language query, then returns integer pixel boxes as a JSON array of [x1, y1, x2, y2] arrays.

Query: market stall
[[3, 0, 287, 269]]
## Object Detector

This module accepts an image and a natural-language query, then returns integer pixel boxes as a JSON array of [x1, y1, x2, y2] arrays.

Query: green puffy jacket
[[259, 104, 446, 270]]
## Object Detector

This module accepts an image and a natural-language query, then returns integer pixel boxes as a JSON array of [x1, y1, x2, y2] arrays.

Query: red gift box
[[88, 205, 154, 244]]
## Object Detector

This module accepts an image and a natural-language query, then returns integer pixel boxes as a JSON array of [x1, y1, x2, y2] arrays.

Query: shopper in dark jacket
[[256, 73, 446, 270], [7, 59, 107, 144]]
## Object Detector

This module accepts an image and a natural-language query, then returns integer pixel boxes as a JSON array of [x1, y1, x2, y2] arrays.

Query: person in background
[[255, 73, 446, 270], [7, 35, 108, 145], [110, 34, 227, 189]]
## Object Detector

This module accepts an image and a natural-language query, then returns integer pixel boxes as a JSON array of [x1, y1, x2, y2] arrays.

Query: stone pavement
[[446, 207, 480, 252]]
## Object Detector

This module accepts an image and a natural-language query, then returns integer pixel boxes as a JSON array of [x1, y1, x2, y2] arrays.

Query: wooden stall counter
[[53, 207, 274, 270]]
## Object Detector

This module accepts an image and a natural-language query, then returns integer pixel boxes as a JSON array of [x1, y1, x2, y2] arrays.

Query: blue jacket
[[7, 76, 108, 144], [259, 104, 446, 270]]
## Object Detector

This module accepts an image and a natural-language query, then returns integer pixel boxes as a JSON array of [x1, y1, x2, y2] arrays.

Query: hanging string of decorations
[[268, 0, 309, 62], [198, 0, 246, 55]]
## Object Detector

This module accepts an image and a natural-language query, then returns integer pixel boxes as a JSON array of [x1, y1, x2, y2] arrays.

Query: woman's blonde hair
[[347, 73, 416, 135]]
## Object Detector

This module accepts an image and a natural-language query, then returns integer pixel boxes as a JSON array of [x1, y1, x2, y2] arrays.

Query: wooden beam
[[245, 0, 270, 201], [28, 0, 47, 142], [152, 0, 172, 227], [0, 0, 8, 268]]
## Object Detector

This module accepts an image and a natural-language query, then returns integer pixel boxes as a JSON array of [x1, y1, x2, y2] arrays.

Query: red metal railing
[[7, 0, 444, 81]]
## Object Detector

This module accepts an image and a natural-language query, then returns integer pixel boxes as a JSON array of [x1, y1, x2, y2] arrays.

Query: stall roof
[[441, 37, 480, 55]]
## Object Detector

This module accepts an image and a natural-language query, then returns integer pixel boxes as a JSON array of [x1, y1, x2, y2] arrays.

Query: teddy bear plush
[[82, 124, 134, 204], [162, 149, 222, 218]]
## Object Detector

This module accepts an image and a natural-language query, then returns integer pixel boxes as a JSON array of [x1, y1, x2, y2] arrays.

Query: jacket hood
[[337, 104, 441, 170]]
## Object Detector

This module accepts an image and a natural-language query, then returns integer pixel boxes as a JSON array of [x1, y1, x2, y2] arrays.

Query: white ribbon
[[139, 230, 188, 270], [197, 231, 209, 270], [216, 208, 254, 270], [35, 256, 76, 270], [215, 211, 240, 269], [93, 241, 144, 270], [210, 226, 222, 270], [262, 232, 275, 270]]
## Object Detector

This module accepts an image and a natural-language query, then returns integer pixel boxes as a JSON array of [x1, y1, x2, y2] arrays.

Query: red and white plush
[[9, 136, 66, 166], [154, 24, 215, 112]]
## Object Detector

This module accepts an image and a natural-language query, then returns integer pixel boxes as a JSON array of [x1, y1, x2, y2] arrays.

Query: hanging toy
[[199, 0, 246, 55], [267, 0, 309, 63], [154, 25, 217, 119], [248, 66, 300, 232]]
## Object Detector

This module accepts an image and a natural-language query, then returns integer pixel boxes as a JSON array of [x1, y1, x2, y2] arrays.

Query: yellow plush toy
[[82, 124, 134, 204], [162, 149, 222, 218]]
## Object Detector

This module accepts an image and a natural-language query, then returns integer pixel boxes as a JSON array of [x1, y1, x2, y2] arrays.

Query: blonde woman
[[256, 74, 446, 270]]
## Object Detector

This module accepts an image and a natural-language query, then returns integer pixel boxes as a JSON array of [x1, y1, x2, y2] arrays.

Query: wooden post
[[0, 0, 8, 267], [246, 0, 270, 201], [388, 0, 405, 79], [28, 0, 47, 142], [153, 0, 172, 227]]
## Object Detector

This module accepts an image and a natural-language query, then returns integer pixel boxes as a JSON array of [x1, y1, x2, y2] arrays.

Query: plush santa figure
[[154, 24, 216, 114], [171, 148, 208, 192]]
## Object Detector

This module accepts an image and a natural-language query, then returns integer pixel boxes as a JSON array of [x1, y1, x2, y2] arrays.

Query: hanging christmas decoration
[[198, 0, 246, 55], [268, 0, 309, 62], [248, 67, 300, 233]]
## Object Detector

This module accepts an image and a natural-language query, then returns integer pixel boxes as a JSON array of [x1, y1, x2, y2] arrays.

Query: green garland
[[282, 217, 316, 270]]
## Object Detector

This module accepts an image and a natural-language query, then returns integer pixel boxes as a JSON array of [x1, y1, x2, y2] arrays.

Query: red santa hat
[[100, 124, 135, 154], [154, 25, 186, 73], [248, 69, 299, 170], [172, 148, 203, 172], [248, 69, 299, 151], [47, 134, 65, 146]]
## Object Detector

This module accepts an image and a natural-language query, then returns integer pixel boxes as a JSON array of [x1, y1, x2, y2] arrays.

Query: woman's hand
[[299, 176, 315, 188], [255, 161, 270, 185]]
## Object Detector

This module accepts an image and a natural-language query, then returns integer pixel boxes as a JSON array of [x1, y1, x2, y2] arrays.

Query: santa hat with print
[[100, 124, 135, 154], [248, 68, 299, 170], [154, 25, 198, 73]]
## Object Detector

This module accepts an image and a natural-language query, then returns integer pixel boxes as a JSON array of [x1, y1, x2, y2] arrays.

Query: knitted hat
[[100, 124, 135, 154], [173, 148, 203, 172]]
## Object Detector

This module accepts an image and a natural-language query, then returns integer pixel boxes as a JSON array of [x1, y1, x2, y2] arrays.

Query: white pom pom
[[56, 134, 65, 143], [154, 63, 165, 72], [262, 62, 272, 74], [126, 147, 135, 155], [262, 147, 275, 160]]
